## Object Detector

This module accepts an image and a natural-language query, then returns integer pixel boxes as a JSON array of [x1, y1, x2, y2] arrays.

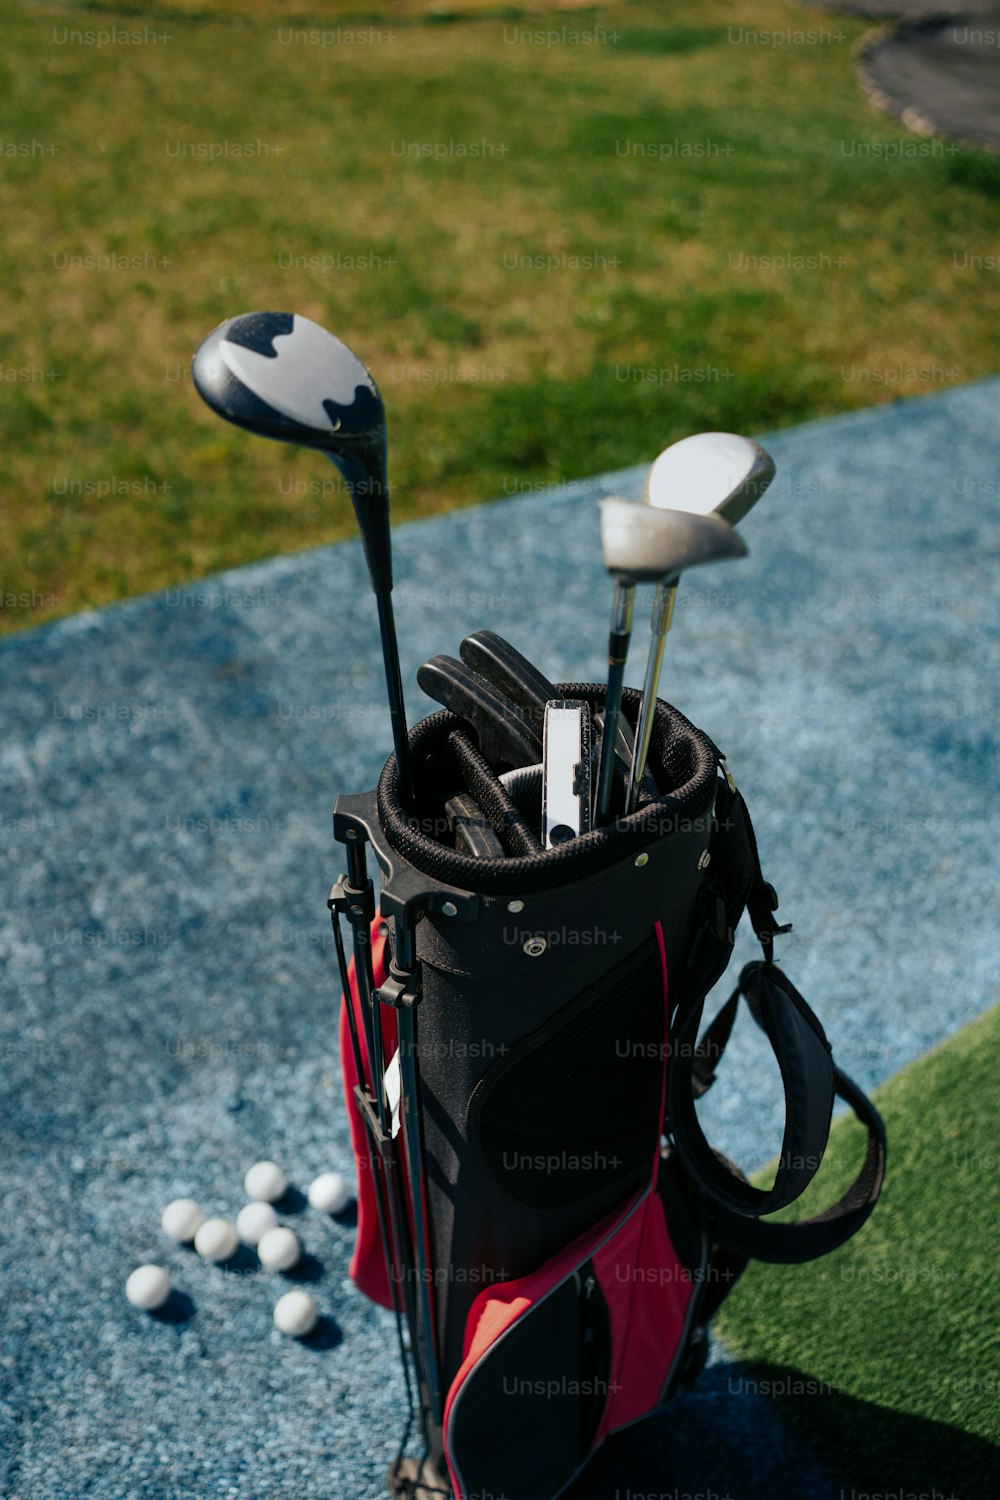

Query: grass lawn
[[3, 0, 1000, 629], [718, 1003, 1000, 1497]]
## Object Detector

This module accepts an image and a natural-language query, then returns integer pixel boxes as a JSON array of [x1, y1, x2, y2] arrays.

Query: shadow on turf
[[282, 1251, 324, 1284], [559, 1360, 997, 1500], [740, 1360, 1000, 1500], [150, 1290, 196, 1325], [300, 1315, 342, 1352], [274, 1186, 308, 1216]]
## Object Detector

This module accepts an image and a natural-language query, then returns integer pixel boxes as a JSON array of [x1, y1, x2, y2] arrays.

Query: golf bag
[[330, 685, 886, 1500]]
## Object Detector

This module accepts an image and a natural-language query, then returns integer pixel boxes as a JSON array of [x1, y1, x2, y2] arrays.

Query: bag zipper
[[575, 1262, 610, 1453]]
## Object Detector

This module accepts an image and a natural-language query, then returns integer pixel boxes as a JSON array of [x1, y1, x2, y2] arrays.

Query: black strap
[[665, 780, 886, 1261], [709, 1064, 886, 1264], [669, 961, 836, 1217]]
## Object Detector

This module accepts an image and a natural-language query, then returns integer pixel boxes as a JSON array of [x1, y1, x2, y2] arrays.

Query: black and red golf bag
[[329, 685, 886, 1500]]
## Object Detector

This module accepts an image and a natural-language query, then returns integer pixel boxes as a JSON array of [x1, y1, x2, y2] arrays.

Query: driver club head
[[599, 497, 748, 585], [192, 310, 414, 803], [192, 311, 392, 592], [643, 432, 775, 527]]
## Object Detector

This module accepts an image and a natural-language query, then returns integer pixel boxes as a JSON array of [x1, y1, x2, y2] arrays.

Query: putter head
[[600, 497, 747, 584], [192, 311, 393, 592], [644, 432, 775, 527]]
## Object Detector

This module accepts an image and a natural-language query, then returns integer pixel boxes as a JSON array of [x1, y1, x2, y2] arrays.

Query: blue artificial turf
[[2, 376, 999, 1499]]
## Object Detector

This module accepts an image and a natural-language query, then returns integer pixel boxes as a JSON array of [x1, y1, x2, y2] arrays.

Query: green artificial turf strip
[[717, 1003, 1000, 1498], [5, 0, 1000, 630]]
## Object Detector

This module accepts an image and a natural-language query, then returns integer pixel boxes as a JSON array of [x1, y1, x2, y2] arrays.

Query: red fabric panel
[[340, 917, 400, 1308], [590, 924, 689, 1440], [442, 1192, 644, 1498], [592, 1190, 691, 1441]]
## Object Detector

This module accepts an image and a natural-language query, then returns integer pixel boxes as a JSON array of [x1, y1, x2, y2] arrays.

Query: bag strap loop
[[709, 1064, 886, 1264], [666, 777, 887, 1261], [668, 961, 837, 1217]]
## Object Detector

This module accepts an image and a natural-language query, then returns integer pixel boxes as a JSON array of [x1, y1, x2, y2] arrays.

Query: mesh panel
[[469, 942, 664, 1208], [377, 685, 719, 896]]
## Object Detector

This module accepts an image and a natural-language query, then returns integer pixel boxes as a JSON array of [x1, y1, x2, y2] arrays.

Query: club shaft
[[594, 581, 634, 825], [375, 591, 415, 806], [341, 846, 425, 1416], [625, 581, 677, 812], [330, 906, 417, 1417], [393, 921, 444, 1428]]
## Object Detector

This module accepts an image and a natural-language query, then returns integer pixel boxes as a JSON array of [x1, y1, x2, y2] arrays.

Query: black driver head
[[193, 311, 392, 591]]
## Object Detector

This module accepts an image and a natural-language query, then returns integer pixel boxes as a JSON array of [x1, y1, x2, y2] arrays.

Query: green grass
[[4, 0, 1000, 629], [718, 1004, 1000, 1496]]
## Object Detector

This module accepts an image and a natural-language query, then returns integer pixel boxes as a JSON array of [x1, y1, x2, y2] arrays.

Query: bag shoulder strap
[[666, 782, 887, 1264], [709, 1062, 886, 1264]]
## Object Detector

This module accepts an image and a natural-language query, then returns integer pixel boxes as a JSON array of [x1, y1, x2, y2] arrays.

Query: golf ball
[[194, 1217, 239, 1263], [125, 1264, 171, 1311], [273, 1290, 317, 1338], [236, 1201, 279, 1246], [244, 1160, 288, 1203], [257, 1226, 301, 1271], [307, 1172, 351, 1216], [160, 1197, 203, 1243]]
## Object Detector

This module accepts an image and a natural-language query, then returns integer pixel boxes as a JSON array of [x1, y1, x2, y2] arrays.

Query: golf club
[[192, 311, 414, 805], [459, 630, 657, 798], [624, 433, 775, 810], [444, 793, 506, 859], [644, 431, 776, 522], [542, 700, 591, 847], [416, 655, 541, 769], [595, 499, 748, 824]]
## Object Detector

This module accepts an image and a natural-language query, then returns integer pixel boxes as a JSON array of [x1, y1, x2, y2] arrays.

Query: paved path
[[3, 376, 998, 1498], [859, 16, 1000, 153], [804, 0, 1000, 152]]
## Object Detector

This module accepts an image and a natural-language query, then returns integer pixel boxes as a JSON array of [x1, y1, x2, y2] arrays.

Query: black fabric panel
[[707, 775, 755, 926], [470, 942, 663, 1208], [448, 1272, 610, 1500], [408, 805, 710, 1384], [418, 948, 665, 1388]]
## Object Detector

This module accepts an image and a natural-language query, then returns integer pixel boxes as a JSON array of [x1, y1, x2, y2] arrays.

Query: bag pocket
[[443, 1185, 694, 1500], [466, 936, 667, 1215]]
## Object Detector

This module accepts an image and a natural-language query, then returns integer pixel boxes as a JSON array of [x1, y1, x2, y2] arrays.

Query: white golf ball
[[244, 1160, 288, 1203], [236, 1201, 279, 1246], [160, 1198, 203, 1243], [307, 1172, 351, 1216], [194, 1217, 239, 1263], [125, 1264, 171, 1311], [273, 1289, 318, 1338], [257, 1226, 301, 1271]]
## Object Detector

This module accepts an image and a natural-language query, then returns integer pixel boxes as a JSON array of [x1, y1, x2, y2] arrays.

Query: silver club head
[[600, 497, 748, 585], [644, 432, 775, 526]]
